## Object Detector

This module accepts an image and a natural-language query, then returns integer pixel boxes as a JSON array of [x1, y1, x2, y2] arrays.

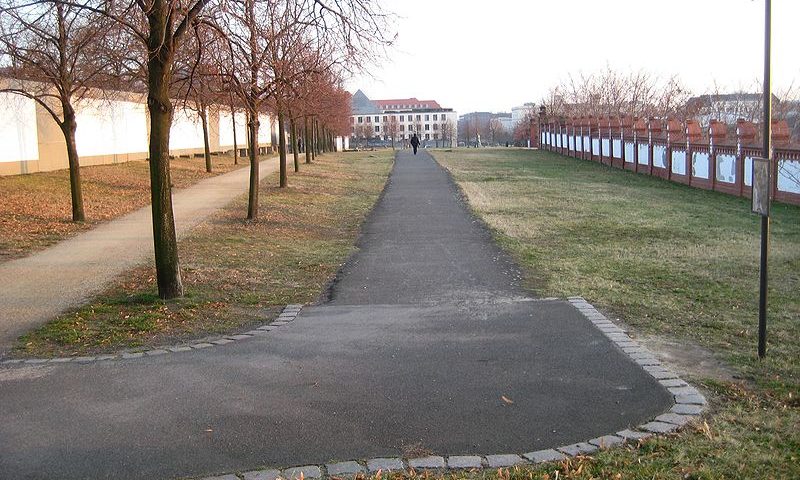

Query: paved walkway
[[0, 151, 673, 479], [0, 157, 279, 356]]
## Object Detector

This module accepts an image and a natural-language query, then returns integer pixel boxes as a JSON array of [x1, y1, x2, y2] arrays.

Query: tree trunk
[[311, 119, 317, 161], [291, 118, 299, 172], [146, 34, 183, 299], [247, 108, 260, 220], [60, 107, 85, 222], [200, 104, 212, 173], [231, 107, 238, 165], [278, 110, 287, 188], [304, 117, 312, 164]]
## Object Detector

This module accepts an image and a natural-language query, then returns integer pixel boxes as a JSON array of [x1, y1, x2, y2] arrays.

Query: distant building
[[458, 111, 515, 146], [350, 90, 457, 147], [511, 102, 536, 125], [686, 93, 779, 128]]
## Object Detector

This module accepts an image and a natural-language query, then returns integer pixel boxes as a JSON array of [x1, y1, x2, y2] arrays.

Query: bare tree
[[440, 119, 454, 147], [487, 117, 504, 145], [0, 0, 118, 222], [67, 0, 212, 299], [385, 115, 399, 149]]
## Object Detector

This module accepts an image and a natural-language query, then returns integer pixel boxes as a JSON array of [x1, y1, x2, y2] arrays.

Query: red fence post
[[736, 119, 757, 197], [772, 119, 791, 200], [709, 119, 727, 192], [686, 120, 702, 187]]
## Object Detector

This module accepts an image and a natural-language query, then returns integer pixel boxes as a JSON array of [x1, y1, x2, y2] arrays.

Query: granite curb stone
[[0, 304, 304, 366], [407, 456, 446, 469], [640, 421, 680, 433], [243, 469, 282, 480], [485, 454, 526, 467], [366, 458, 405, 472], [326, 461, 366, 476], [523, 449, 567, 463], [616, 429, 653, 441], [588, 435, 625, 448], [283, 465, 322, 479], [447, 456, 483, 469], [558, 442, 598, 456]]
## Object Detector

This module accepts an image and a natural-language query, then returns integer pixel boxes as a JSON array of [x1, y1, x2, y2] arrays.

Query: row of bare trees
[[540, 67, 692, 121], [0, 0, 394, 299], [540, 66, 799, 127]]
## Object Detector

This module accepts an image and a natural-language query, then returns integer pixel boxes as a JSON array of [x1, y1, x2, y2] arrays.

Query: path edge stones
[[0, 305, 305, 366], [192, 297, 707, 480]]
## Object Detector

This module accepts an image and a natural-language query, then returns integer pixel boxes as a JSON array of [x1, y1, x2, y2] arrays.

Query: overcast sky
[[346, 0, 800, 115]]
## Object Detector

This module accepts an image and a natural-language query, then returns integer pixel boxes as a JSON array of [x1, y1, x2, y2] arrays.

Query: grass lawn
[[15, 150, 393, 357], [427, 148, 799, 479], [0, 153, 250, 261]]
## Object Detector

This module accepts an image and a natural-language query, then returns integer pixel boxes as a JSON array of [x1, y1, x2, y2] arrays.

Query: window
[[416, 115, 421, 121], [433, 124, 438, 131], [440, 115, 446, 122], [400, 125, 405, 131], [399, 115, 404, 122], [433, 114, 438, 121], [374, 116, 379, 122], [366, 116, 371, 123], [358, 116, 363, 123], [434, 133, 438, 139], [424, 124, 430, 131], [424, 115, 429, 121], [351, 126, 355, 132], [425, 134, 430, 140], [383, 116, 388, 122], [375, 126, 380, 132]]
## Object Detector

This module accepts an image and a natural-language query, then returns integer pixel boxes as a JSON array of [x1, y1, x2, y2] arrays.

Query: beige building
[[350, 90, 457, 147]]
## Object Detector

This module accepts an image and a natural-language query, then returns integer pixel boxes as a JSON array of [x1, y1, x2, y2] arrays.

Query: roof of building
[[374, 98, 442, 110], [351, 89, 381, 115]]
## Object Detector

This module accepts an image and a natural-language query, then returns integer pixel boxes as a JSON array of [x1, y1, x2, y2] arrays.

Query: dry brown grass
[[0, 153, 249, 261]]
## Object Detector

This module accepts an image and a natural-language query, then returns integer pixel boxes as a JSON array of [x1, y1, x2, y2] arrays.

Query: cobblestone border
[[0, 305, 304, 366], [195, 297, 707, 480]]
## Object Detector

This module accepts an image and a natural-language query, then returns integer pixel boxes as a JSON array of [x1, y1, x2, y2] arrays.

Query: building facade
[[350, 90, 457, 147]]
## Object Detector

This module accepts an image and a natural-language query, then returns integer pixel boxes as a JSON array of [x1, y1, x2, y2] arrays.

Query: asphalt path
[[0, 150, 672, 479]]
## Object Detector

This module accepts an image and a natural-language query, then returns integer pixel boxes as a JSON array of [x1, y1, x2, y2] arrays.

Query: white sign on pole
[[751, 157, 771, 216]]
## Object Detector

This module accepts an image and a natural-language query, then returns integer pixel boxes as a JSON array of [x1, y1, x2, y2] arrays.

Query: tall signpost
[[752, 0, 772, 359]]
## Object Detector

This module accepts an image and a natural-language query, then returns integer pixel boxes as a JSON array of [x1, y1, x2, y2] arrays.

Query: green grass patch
[[432, 147, 799, 479], [16, 151, 393, 357]]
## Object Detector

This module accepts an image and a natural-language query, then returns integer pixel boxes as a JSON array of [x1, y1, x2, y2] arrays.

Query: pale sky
[[346, 0, 800, 115]]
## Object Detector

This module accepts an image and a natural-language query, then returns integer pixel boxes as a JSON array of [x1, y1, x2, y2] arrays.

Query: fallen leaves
[[0, 155, 245, 261]]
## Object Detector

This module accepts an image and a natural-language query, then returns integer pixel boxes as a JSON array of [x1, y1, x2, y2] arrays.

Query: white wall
[[257, 114, 273, 143], [0, 93, 39, 163], [219, 110, 246, 147], [75, 97, 148, 157], [170, 108, 205, 150]]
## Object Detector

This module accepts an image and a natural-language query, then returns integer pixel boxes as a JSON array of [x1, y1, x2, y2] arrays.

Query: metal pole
[[758, 0, 771, 359]]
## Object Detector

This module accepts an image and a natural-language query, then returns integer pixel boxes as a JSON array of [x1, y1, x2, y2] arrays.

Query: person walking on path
[[410, 133, 420, 155]]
